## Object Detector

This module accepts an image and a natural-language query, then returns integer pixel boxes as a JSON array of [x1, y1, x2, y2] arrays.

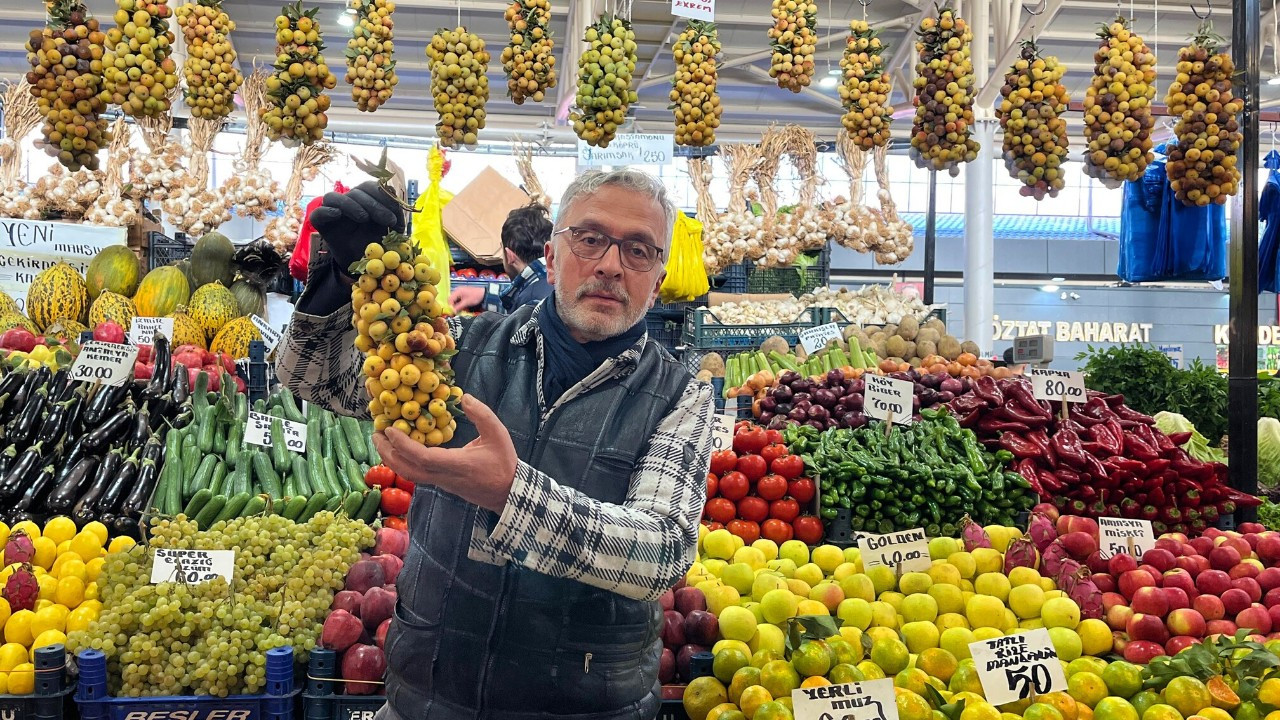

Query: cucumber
[[279, 388, 305, 424], [182, 488, 213, 518], [225, 419, 243, 469], [252, 451, 283, 499], [253, 398, 265, 413], [282, 495, 307, 521], [340, 416, 367, 463], [209, 461, 227, 496], [356, 488, 381, 522], [235, 393, 249, 424], [323, 460, 344, 499], [299, 492, 328, 521], [197, 405, 217, 453], [364, 420, 380, 464], [180, 436, 200, 497], [152, 460, 176, 515], [342, 457, 366, 493], [194, 495, 227, 529], [216, 492, 251, 523], [270, 418, 290, 474], [307, 433, 330, 495], [324, 495, 343, 511], [332, 420, 353, 465], [222, 469, 245, 496], [212, 419, 227, 455], [342, 490, 363, 518], [166, 458, 184, 517], [291, 455, 312, 496], [282, 471, 298, 499], [188, 455, 218, 496], [241, 494, 268, 517]]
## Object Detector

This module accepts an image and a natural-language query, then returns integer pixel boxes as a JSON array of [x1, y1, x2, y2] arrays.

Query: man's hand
[[372, 394, 518, 512], [309, 180, 406, 277], [448, 285, 486, 311]]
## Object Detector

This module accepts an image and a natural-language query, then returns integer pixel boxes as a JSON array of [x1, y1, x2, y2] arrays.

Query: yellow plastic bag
[[412, 146, 456, 311], [659, 211, 710, 303]]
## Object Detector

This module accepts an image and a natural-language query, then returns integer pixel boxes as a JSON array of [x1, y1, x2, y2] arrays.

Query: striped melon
[[134, 266, 190, 317], [210, 316, 262, 359], [0, 291, 19, 316], [166, 307, 207, 349], [88, 291, 137, 330], [188, 281, 239, 341], [85, 245, 142, 300], [44, 318, 88, 342], [0, 312, 37, 334], [27, 262, 88, 331], [230, 279, 267, 318]]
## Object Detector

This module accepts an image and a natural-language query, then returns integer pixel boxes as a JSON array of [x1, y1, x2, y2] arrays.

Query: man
[[448, 203, 554, 314], [276, 169, 713, 720]]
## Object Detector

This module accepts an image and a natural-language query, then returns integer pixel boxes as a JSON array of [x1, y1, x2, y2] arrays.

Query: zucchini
[[291, 455, 312, 496], [216, 492, 251, 523], [299, 492, 328, 521], [183, 488, 213, 518], [342, 490, 363, 518], [252, 451, 283, 498], [282, 495, 307, 521], [188, 455, 218, 497], [270, 418, 290, 474], [194, 495, 227, 529], [340, 416, 367, 463], [241, 494, 268, 517], [356, 488, 381, 523]]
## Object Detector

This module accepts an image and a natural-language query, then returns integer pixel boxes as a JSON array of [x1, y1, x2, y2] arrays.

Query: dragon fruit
[[1069, 576, 1105, 620], [3, 531, 34, 565], [961, 515, 992, 551], [1041, 540, 1070, 578], [3, 564, 38, 612], [1027, 512, 1058, 552], [1003, 536, 1040, 574], [1055, 559, 1084, 588]]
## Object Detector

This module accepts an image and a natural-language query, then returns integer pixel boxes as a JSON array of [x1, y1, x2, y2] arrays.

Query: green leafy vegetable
[[1260, 418, 1280, 488], [1154, 411, 1227, 464]]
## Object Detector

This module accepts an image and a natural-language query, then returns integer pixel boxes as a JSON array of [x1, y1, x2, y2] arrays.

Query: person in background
[[289, 181, 349, 283], [448, 203, 554, 313]]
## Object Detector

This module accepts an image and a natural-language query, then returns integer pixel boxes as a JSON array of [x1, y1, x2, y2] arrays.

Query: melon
[[0, 291, 19, 316], [210, 316, 263, 359], [27, 262, 88, 331], [43, 318, 88, 342], [166, 306, 207, 349], [88, 291, 137, 330], [191, 231, 236, 287], [188, 281, 239, 341], [134, 266, 191, 317], [0, 313, 37, 335], [230, 279, 267, 318], [85, 245, 141, 300], [173, 259, 197, 293]]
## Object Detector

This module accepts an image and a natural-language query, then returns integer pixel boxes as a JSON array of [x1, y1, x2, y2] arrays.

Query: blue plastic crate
[[658, 700, 690, 720], [0, 645, 72, 720], [681, 307, 817, 350], [714, 262, 749, 294], [645, 311, 683, 355], [301, 649, 384, 720]]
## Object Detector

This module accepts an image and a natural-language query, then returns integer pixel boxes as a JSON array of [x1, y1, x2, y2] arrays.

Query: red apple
[[1242, 522, 1267, 534], [1180, 543, 1198, 558], [1132, 587, 1170, 617], [1163, 569, 1197, 598], [1257, 535, 1280, 564], [1239, 604, 1275, 634], [1107, 603, 1135, 631], [1120, 570, 1159, 600], [1127, 613, 1171, 643], [1223, 536, 1254, 560], [1193, 594, 1227, 621], [1245, 534, 1263, 551], [1144, 548, 1178, 573], [1154, 538, 1183, 554], [1257, 567, 1280, 593], [1092, 573, 1117, 593], [1222, 588, 1253, 616], [1102, 592, 1129, 612], [1109, 553, 1140, 576], [1167, 608, 1208, 638], [1231, 563, 1262, 580], [1204, 527, 1225, 539], [1139, 564, 1164, 581], [1176, 556, 1203, 576], [1112, 631, 1130, 656], [1124, 640, 1167, 664], [1233, 577, 1264, 603], [1267, 604, 1280, 632], [1211, 545, 1244, 571], [1207, 619, 1240, 637], [1087, 551, 1110, 574], [1166, 636, 1200, 655], [1162, 587, 1191, 612], [1197, 570, 1233, 596], [1190, 537, 1216, 557]]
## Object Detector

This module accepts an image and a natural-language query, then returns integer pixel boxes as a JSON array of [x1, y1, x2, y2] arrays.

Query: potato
[[924, 317, 946, 334], [760, 336, 791, 356], [903, 340, 917, 360], [938, 335, 962, 361], [916, 339, 937, 360], [885, 335, 907, 359], [795, 344, 809, 361], [842, 324, 861, 340], [909, 356, 923, 368], [916, 327, 941, 345], [883, 324, 899, 338], [897, 316, 919, 341], [696, 369, 714, 383], [960, 340, 981, 357], [699, 352, 726, 377]]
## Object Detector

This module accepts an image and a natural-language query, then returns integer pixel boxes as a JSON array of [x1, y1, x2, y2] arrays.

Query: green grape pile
[[66, 511, 374, 697]]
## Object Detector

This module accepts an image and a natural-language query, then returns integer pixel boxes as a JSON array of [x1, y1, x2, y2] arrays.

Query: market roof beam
[[975, 0, 1066, 108], [742, 64, 845, 110]]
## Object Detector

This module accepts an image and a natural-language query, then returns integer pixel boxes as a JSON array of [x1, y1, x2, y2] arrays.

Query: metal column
[[964, 0, 995, 355], [925, 170, 938, 306]]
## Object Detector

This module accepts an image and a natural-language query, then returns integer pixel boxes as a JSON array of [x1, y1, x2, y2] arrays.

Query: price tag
[[671, 0, 714, 22], [69, 341, 138, 387], [243, 411, 308, 454], [150, 548, 235, 584], [1097, 517, 1156, 560], [129, 316, 175, 346], [711, 413, 736, 452], [577, 133, 674, 167], [864, 374, 913, 426], [1029, 368, 1086, 403], [799, 323, 842, 354], [792, 677, 898, 720], [969, 628, 1068, 706], [249, 314, 283, 354], [858, 528, 931, 573]]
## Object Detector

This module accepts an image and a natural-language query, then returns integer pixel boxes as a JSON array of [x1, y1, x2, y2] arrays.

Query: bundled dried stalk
[[161, 117, 231, 236], [265, 142, 336, 253], [689, 156, 717, 226], [513, 141, 549, 207], [0, 79, 41, 191], [186, 116, 224, 189], [702, 144, 766, 273], [751, 126, 787, 244], [84, 119, 140, 227], [870, 144, 912, 264], [829, 133, 912, 263], [135, 86, 183, 152], [757, 124, 827, 267], [220, 68, 282, 220]]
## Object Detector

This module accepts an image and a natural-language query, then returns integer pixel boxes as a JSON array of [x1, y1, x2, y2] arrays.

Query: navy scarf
[[537, 295, 645, 404]]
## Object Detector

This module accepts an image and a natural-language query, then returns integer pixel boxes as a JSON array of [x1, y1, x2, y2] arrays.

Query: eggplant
[[0, 369, 26, 400], [7, 366, 48, 421], [7, 387, 48, 445], [122, 455, 159, 517], [85, 404, 133, 451], [71, 447, 122, 522], [0, 443, 16, 478], [37, 395, 78, 445], [110, 514, 141, 540], [0, 441, 44, 499], [96, 448, 140, 514], [171, 362, 190, 405], [82, 382, 126, 427], [46, 456, 100, 514], [128, 403, 152, 449], [143, 336, 171, 400], [48, 368, 70, 402], [60, 435, 94, 476], [12, 464, 57, 513], [170, 406, 195, 430]]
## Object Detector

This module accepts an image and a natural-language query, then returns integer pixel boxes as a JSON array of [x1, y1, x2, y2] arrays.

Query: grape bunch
[[670, 20, 721, 148], [262, 1, 337, 145], [1165, 22, 1241, 206], [909, 5, 979, 175], [768, 0, 817, 92], [101, 0, 180, 117], [1082, 16, 1156, 187], [346, 0, 398, 112], [839, 19, 892, 150], [25, 0, 111, 171], [351, 232, 461, 445], [65, 512, 373, 697], [426, 27, 490, 148], [996, 42, 1070, 199], [176, 0, 243, 119], [501, 0, 556, 105], [570, 14, 638, 148]]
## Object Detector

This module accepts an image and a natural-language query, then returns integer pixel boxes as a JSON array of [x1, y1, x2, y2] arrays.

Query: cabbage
[[1155, 411, 1227, 464], [1154, 411, 1194, 435], [1260, 417, 1280, 488]]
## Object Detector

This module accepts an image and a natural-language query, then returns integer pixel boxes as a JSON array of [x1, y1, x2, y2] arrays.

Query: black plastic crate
[[746, 247, 831, 296], [645, 311, 683, 355], [147, 231, 192, 270], [714, 262, 749, 293]]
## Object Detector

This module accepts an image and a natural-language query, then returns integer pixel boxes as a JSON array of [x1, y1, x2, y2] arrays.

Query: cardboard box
[[441, 167, 531, 265]]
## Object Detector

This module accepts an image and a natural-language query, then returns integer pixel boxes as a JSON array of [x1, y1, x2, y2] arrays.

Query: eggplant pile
[[759, 368, 973, 431], [0, 336, 193, 536]]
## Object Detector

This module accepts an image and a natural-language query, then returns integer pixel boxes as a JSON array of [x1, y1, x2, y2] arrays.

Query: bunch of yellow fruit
[[426, 26, 490, 148], [24, 0, 111, 171], [996, 42, 1070, 200], [767, 0, 818, 92], [345, 0, 397, 112], [501, 0, 556, 105], [1082, 16, 1156, 188], [839, 19, 892, 150], [100, 0, 180, 117], [1165, 22, 1241, 207], [571, 14, 638, 148], [175, 0, 243, 119], [670, 20, 722, 148], [909, 6, 979, 176], [350, 232, 460, 446], [262, 1, 336, 145]]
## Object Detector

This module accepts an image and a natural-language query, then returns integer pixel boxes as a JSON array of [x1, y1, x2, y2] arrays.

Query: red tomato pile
[[703, 422, 823, 545], [364, 464, 414, 519]]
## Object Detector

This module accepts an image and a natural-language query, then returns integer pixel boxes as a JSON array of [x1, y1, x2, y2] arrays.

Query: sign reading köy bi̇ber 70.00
[[864, 374, 913, 426], [857, 528, 931, 573], [792, 677, 898, 720], [969, 628, 1068, 706]]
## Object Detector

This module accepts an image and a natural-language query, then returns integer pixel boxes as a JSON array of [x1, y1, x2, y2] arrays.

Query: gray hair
[[556, 169, 678, 251]]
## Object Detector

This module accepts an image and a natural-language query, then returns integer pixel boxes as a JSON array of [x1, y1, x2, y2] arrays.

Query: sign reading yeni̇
[[792, 677, 899, 720], [969, 628, 1068, 706]]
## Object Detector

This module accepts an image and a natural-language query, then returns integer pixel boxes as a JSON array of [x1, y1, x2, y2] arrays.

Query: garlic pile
[[263, 204, 302, 254], [128, 143, 186, 202], [162, 178, 231, 235], [828, 135, 913, 265], [220, 170, 282, 219], [33, 165, 103, 217], [701, 143, 764, 274], [0, 188, 44, 219], [705, 283, 932, 326], [83, 195, 140, 227]]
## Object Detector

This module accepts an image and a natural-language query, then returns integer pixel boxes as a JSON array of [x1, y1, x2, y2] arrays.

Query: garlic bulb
[[220, 169, 282, 220], [263, 203, 303, 254], [128, 143, 186, 202], [84, 195, 140, 227], [162, 176, 232, 235], [0, 187, 44, 219], [706, 283, 931, 326], [31, 164, 104, 218]]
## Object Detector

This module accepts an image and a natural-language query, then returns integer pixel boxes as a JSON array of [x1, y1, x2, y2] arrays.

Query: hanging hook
[[857, 0, 871, 8], [1026, 0, 1047, 15], [1190, 0, 1211, 19]]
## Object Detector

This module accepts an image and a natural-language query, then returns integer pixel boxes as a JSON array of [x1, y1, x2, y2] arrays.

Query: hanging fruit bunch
[[346, 0, 397, 112], [840, 19, 892, 150], [995, 41, 1070, 199], [502, 0, 556, 105], [1082, 16, 1156, 188], [909, 5, 979, 176], [570, 14, 638, 148], [425, 27, 489, 148], [25, 0, 111, 171], [670, 20, 721, 148], [100, 0, 180, 116], [767, 0, 817, 92], [1165, 21, 1241, 206], [176, 0, 243, 119], [263, 1, 337, 146]]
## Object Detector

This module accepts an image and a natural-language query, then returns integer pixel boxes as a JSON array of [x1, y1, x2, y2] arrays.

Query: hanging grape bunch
[[570, 14, 638, 148], [909, 5, 979, 175], [670, 20, 721, 148], [1082, 16, 1156, 187], [767, 0, 817, 92], [502, 0, 556, 105], [262, 1, 337, 145], [1165, 21, 1241, 206], [840, 19, 892, 150], [345, 0, 398, 112], [176, 0, 243, 119], [996, 41, 1070, 200], [25, 0, 111, 171], [425, 27, 490, 148], [101, 0, 180, 116]]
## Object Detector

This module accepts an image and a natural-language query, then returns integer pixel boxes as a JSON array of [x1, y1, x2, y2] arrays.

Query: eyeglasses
[[553, 226, 665, 272]]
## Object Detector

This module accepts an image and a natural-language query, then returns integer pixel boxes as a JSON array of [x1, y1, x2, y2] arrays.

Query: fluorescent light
[[1040, 284, 1060, 293], [1051, 276, 1065, 282], [827, 68, 842, 76], [337, 11, 354, 26], [819, 75, 838, 89]]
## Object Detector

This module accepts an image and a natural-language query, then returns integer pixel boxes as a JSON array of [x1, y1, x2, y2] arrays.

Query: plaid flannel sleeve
[[468, 380, 715, 602]]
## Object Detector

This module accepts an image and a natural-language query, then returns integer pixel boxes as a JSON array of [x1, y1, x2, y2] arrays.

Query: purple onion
[[845, 393, 864, 411], [788, 407, 809, 422], [772, 385, 793, 402], [806, 420, 825, 430], [940, 377, 964, 394], [918, 389, 938, 406], [759, 410, 775, 425], [826, 369, 846, 385], [889, 371, 912, 382], [794, 399, 812, 411], [937, 390, 955, 403], [768, 415, 790, 430], [912, 395, 922, 410], [807, 405, 829, 421], [847, 413, 869, 429], [759, 396, 778, 413], [813, 389, 838, 408], [779, 371, 799, 386], [959, 377, 972, 392], [793, 393, 811, 405]]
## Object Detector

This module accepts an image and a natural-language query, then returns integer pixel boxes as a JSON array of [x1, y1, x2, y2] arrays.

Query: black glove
[[309, 180, 406, 278]]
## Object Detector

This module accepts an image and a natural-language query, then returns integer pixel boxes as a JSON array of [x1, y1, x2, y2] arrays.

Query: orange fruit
[[1207, 677, 1240, 710], [683, 677, 729, 720], [760, 660, 801, 699], [898, 688, 935, 720], [829, 663, 864, 685], [753, 701, 794, 720], [729, 667, 761, 705], [1095, 697, 1140, 720], [1024, 703, 1066, 720], [801, 676, 832, 689], [919, 647, 959, 683], [1165, 677, 1212, 718], [1141, 705, 1184, 720], [1039, 691, 1080, 720], [895, 668, 933, 697]]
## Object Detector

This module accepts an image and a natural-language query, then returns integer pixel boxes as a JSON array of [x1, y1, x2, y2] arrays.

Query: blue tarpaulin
[[1259, 150, 1280, 292]]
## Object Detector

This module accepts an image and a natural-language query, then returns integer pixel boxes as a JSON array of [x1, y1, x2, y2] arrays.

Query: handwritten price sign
[[799, 323, 842, 354], [249, 314, 283, 354], [792, 677, 898, 720], [151, 548, 235, 584], [710, 413, 736, 452], [858, 528, 931, 573], [969, 628, 1067, 706], [1029, 368, 1086, 403], [243, 411, 307, 454], [129, 316, 175, 346], [864, 374, 913, 426], [69, 341, 137, 387], [1097, 517, 1156, 560]]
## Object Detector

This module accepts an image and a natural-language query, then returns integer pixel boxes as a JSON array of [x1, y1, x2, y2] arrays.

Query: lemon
[[4, 610, 34, 646], [82, 521, 108, 547], [107, 535, 136, 554], [85, 557, 104, 583], [29, 605, 67, 636], [30, 629, 65, 659], [83, 581, 98, 602], [0, 671, 7, 694], [55, 540, 71, 557], [55, 557, 86, 583], [10, 521, 39, 542], [30, 537, 56, 570], [0, 643, 26, 671], [69, 531, 103, 561], [8, 662, 34, 694], [0, 598, 8, 630], [36, 574, 56, 602], [66, 605, 98, 633], [54, 576, 84, 608], [41, 516, 75, 546]]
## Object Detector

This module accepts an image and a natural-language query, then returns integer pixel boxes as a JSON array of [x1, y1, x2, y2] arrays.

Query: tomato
[[727, 519, 761, 544], [732, 426, 768, 455], [761, 518, 794, 544], [394, 474, 415, 494], [756, 474, 788, 502], [365, 464, 396, 489], [705, 498, 736, 524], [793, 515, 825, 545], [709, 449, 738, 476], [706, 473, 718, 499], [734, 420, 754, 434], [765, 429, 784, 445], [736, 454, 768, 483], [718, 471, 749, 501], [760, 443, 788, 465], [770, 498, 800, 523], [771, 454, 804, 480], [380, 487, 413, 516], [703, 521, 724, 532], [737, 496, 769, 524], [384, 516, 408, 531], [788, 478, 816, 505]]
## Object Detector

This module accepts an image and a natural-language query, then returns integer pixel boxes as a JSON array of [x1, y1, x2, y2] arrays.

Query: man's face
[[545, 185, 667, 343]]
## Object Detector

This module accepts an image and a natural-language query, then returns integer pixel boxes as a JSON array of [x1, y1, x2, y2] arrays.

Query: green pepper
[[821, 507, 839, 520]]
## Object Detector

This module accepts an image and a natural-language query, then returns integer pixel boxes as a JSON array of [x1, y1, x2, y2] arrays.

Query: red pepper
[[1006, 381, 1053, 420], [1153, 431, 1176, 453], [1054, 467, 1082, 484], [1051, 428, 1087, 469], [972, 375, 1005, 406], [1001, 433, 1043, 459], [1149, 486, 1167, 506], [950, 394, 987, 415], [1081, 453, 1110, 480], [1089, 422, 1123, 456], [997, 401, 1052, 427], [1058, 418, 1088, 434], [1122, 432, 1160, 461], [1142, 504, 1160, 520], [1101, 393, 1126, 408], [1082, 441, 1109, 456], [1146, 458, 1171, 475], [956, 409, 982, 428], [1166, 431, 1193, 446], [1115, 404, 1156, 424], [982, 417, 1032, 434]]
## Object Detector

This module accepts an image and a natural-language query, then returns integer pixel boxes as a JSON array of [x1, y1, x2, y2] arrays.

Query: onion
[[847, 413, 869, 429], [813, 389, 838, 408], [937, 390, 955, 403], [759, 410, 775, 425], [759, 396, 779, 413], [779, 371, 799, 386], [845, 393, 864, 411], [940, 378, 964, 394], [793, 393, 812, 406], [807, 405, 830, 421], [768, 416, 790, 430], [806, 420, 825, 430], [772, 385, 794, 403], [789, 407, 809, 422], [826, 369, 846, 385], [912, 395, 922, 410], [850, 379, 865, 394]]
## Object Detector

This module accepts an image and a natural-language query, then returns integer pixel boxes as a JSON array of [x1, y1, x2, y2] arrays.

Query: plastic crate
[[301, 649, 385, 720], [712, 262, 749, 294], [657, 700, 691, 720], [745, 247, 831, 296], [681, 307, 818, 350], [75, 647, 297, 720], [645, 311, 683, 356], [237, 340, 275, 405], [0, 645, 73, 720], [147, 232, 193, 270]]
